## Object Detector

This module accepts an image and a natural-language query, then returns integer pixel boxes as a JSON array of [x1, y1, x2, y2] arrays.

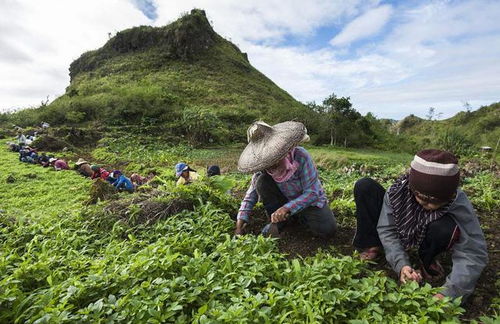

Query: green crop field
[[1, 138, 499, 323]]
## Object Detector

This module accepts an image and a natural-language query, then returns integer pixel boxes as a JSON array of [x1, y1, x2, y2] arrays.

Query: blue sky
[[1, 0, 499, 119]]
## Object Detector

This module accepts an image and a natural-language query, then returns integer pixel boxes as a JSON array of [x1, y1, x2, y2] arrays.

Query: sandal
[[360, 247, 380, 261]]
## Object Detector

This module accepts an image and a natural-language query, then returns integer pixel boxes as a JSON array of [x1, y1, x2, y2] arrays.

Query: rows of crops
[[1, 139, 498, 323]]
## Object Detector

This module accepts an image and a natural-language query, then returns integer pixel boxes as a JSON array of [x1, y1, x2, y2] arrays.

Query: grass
[[0, 138, 498, 322], [0, 143, 90, 218]]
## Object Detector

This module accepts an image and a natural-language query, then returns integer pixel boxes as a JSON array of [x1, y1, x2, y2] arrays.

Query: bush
[[437, 130, 473, 156]]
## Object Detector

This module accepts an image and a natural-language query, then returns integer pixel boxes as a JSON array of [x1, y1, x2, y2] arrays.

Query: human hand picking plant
[[433, 293, 445, 299], [400, 265, 422, 284], [271, 206, 290, 223]]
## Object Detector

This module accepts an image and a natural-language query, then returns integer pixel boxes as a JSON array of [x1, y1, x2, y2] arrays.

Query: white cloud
[[0, 0, 150, 111], [153, 0, 379, 44], [244, 0, 500, 119], [330, 4, 393, 46], [0, 0, 499, 120]]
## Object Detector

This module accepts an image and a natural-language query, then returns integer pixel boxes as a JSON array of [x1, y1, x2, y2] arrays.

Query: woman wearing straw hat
[[75, 158, 93, 177], [235, 121, 336, 238]]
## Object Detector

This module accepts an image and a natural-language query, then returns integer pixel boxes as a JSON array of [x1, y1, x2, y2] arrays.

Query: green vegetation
[[1, 137, 499, 322], [0, 6, 497, 323], [397, 102, 500, 152], [0, 9, 307, 145], [0, 9, 497, 154]]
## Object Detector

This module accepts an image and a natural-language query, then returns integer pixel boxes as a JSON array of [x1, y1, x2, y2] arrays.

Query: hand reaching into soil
[[400, 266, 422, 284], [271, 206, 290, 223]]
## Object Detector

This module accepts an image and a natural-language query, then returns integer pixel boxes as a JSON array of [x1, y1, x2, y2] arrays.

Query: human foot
[[421, 261, 445, 281], [359, 247, 380, 261]]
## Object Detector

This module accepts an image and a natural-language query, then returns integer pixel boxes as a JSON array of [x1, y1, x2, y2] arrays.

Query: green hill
[[395, 102, 500, 150], [7, 9, 309, 142]]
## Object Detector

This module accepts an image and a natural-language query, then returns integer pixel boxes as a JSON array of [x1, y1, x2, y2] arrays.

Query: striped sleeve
[[283, 148, 320, 214], [237, 174, 259, 222]]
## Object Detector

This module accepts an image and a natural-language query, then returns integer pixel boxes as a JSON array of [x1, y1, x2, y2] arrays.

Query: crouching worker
[[111, 170, 134, 192], [207, 165, 221, 177], [353, 149, 487, 301], [175, 163, 198, 186], [75, 158, 93, 177], [91, 165, 112, 182], [235, 121, 336, 238], [49, 158, 69, 171]]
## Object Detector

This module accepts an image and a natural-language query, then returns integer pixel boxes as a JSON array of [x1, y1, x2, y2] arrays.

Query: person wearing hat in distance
[[175, 163, 198, 186], [352, 149, 487, 301], [235, 121, 337, 238], [75, 158, 93, 177], [110, 170, 135, 192], [49, 157, 69, 171]]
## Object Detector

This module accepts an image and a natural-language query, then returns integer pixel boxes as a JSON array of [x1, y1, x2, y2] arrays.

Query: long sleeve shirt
[[54, 160, 69, 171], [92, 168, 110, 180], [377, 189, 488, 300], [113, 175, 134, 191], [78, 164, 94, 177], [237, 147, 327, 222]]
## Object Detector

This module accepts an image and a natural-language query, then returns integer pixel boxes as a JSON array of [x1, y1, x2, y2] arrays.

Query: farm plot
[[0, 140, 498, 323]]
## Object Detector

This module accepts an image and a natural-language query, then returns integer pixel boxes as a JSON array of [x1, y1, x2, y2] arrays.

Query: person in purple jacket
[[235, 121, 336, 238], [49, 158, 69, 171]]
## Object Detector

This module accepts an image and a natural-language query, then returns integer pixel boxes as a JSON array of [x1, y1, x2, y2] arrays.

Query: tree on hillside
[[322, 93, 359, 146], [463, 101, 472, 114], [426, 107, 436, 120]]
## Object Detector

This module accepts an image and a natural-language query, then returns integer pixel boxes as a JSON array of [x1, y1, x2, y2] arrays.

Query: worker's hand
[[235, 219, 247, 236], [433, 293, 445, 300], [400, 266, 422, 284], [271, 206, 290, 223]]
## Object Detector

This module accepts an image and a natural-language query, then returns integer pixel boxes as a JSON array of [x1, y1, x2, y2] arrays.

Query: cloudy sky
[[1, 0, 499, 119]]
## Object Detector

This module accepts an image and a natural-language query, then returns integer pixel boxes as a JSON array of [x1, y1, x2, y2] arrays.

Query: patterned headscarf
[[265, 147, 299, 183], [387, 174, 451, 249]]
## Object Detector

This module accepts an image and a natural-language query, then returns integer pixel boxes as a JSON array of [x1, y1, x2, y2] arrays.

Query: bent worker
[[235, 121, 336, 238], [207, 165, 221, 177], [111, 170, 134, 192], [17, 133, 26, 147], [49, 158, 69, 171], [75, 158, 93, 177], [352, 149, 488, 301], [39, 153, 51, 167], [175, 163, 198, 186], [91, 165, 111, 182]]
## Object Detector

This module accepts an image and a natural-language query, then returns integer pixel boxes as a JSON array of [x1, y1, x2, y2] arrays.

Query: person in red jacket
[[91, 165, 111, 181]]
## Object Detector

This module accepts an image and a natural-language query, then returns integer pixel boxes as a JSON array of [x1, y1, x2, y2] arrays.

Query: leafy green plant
[[1, 138, 497, 323]]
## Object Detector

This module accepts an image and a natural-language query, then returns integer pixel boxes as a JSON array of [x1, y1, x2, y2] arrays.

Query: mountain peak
[[69, 9, 218, 79]]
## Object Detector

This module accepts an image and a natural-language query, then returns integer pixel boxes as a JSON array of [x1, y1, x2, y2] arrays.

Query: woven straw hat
[[238, 121, 309, 173], [75, 158, 88, 166]]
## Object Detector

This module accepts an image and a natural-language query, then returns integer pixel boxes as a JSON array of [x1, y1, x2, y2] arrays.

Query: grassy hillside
[[397, 102, 500, 149], [5, 9, 308, 142]]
